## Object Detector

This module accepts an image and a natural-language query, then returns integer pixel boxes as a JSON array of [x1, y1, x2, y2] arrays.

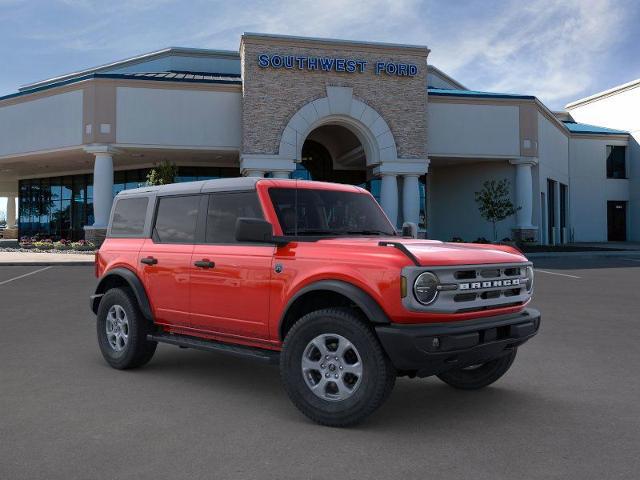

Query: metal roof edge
[[241, 32, 430, 54], [1, 72, 242, 103], [427, 65, 467, 90], [427, 88, 535, 100], [19, 46, 240, 92]]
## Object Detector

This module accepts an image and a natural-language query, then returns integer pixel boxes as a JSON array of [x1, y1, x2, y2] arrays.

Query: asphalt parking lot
[[1, 257, 639, 479]]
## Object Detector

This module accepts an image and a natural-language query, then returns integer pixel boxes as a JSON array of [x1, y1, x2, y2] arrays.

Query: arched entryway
[[294, 123, 391, 221], [242, 86, 429, 228], [299, 124, 366, 184]]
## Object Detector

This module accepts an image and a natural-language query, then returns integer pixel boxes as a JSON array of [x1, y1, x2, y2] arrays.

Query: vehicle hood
[[315, 237, 528, 266]]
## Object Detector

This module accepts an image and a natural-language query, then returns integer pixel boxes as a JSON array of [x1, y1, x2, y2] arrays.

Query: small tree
[[474, 179, 519, 242], [146, 161, 178, 186]]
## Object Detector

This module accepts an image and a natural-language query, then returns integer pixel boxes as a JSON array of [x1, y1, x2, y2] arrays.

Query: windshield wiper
[[289, 229, 335, 236], [287, 229, 395, 236], [343, 230, 395, 236]]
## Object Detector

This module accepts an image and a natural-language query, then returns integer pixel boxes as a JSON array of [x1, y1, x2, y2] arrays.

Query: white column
[[91, 151, 114, 228], [245, 170, 265, 178], [402, 174, 420, 225], [380, 174, 398, 226], [271, 171, 290, 179], [511, 159, 535, 228], [6, 195, 17, 229]]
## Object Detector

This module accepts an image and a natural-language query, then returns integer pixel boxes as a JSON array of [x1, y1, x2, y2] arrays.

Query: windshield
[[268, 187, 396, 237]]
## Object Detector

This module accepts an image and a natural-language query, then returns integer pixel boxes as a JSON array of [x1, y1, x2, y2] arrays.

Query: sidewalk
[[0, 251, 95, 266]]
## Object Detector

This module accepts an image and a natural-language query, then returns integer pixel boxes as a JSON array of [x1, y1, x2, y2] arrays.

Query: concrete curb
[[526, 250, 640, 259]]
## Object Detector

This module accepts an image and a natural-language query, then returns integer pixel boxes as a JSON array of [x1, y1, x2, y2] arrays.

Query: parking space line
[[623, 258, 640, 263], [534, 269, 581, 279], [0, 266, 52, 286]]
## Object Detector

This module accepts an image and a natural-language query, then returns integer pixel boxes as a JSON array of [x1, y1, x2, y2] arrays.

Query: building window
[[606, 146, 626, 179], [18, 166, 239, 240]]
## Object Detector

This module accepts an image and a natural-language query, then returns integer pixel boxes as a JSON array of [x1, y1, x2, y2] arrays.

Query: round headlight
[[525, 266, 534, 293], [414, 272, 439, 305]]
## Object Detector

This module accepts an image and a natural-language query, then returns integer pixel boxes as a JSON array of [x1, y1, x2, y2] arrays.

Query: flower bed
[[5, 237, 98, 254]]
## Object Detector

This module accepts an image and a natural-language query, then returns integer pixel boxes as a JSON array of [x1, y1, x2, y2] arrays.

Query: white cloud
[[425, 0, 628, 107]]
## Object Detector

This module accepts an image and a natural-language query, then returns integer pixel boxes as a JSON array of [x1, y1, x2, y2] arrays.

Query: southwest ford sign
[[257, 54, 418, 77]]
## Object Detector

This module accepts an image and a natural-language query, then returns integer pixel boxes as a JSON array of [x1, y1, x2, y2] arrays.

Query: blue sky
[[1, 0, 639, 215], [1, 0, 639, 109]]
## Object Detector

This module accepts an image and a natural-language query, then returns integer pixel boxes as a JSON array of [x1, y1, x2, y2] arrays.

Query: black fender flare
[[91, 268, 153, 321], [280, 280, 390, 337]]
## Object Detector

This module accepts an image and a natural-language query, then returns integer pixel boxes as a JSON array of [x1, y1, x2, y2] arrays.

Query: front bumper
[[375, 308, 540, 377]]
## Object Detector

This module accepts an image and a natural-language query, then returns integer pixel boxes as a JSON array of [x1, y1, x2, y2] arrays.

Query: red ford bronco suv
[[91, 178, 540, 426]]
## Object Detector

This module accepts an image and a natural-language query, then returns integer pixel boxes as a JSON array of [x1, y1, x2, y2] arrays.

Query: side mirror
[[235, 218, 275, 243], [401, 222, 418, 239]]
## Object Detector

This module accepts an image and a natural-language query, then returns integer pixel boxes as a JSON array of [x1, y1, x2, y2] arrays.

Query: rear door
[[189, 191, 274, 340], [139, 194, 203, 328], [607, 201, 627, 241]]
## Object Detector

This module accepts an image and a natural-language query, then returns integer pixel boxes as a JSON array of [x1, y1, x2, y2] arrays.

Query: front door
[[138, 194, 202, 328], [189, 191, 273, 340], [607, 201, 627, 241]]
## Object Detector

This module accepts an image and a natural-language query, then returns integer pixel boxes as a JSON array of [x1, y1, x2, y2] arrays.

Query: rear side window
[[206, 192, 264, 243], [153, 195, 200, 243], [110, 197, 148, 237]]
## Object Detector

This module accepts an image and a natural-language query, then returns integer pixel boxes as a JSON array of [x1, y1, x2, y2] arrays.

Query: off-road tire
[[436, 348, 517, 390], [280, 308, 396, 427], [97, 287, 157, 369]]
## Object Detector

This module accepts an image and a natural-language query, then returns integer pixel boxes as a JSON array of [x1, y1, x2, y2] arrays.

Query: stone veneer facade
[[240, 34, 429, 161]]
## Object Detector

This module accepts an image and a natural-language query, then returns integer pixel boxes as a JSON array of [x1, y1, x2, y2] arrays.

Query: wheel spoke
[[301, 356, 320, 372], [334, 338, 352, 358], [310, 339, 329, 357], [311, 376, 328, 392], [334, 376, 351, 394], [342, 362, 362, 377]]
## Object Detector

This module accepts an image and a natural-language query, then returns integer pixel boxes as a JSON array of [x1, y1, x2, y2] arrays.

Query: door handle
[[140, 256, 158, 265], [194, 260, 215, 269]]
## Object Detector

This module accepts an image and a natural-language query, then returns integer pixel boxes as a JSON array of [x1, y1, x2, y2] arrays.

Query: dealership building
[[0, 33, 637, 244]]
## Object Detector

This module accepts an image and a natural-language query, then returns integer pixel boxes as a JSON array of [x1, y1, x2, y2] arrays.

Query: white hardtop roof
[[117, 177, 260, 197]]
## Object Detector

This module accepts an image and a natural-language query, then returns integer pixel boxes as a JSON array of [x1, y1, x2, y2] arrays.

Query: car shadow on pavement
[[365, 378, 551, 431], [121, 345, 558, 431]]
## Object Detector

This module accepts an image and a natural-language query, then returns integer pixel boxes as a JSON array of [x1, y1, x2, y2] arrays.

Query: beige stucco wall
[[428, 161, 517, 241], [0, 90, 83, 157], [567, 85, 639, 241], [569, 136, 630, 242], [427, 101, 520, 157], [116, 86, 242, 148], [240, 35, 429, 160]]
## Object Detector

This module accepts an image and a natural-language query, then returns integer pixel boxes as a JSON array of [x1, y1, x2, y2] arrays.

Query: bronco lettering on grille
[[459, 279, 520, 290]]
